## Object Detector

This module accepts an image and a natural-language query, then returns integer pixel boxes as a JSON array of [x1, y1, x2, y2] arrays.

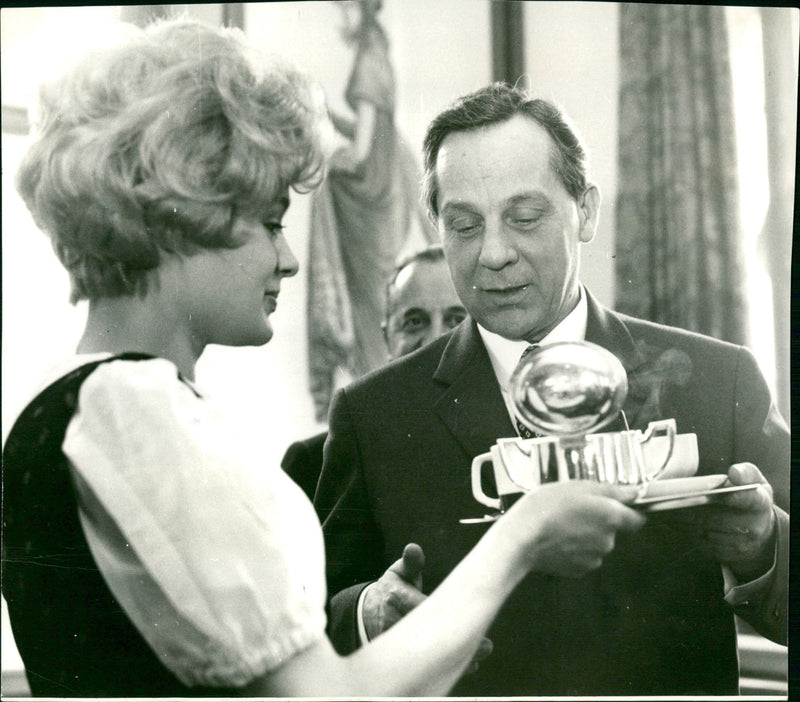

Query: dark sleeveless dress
[[2, 354, 237, 697]]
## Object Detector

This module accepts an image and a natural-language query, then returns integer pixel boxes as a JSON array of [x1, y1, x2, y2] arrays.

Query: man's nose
[[477, 220, 517, 269], [426, 314, 445, 343]]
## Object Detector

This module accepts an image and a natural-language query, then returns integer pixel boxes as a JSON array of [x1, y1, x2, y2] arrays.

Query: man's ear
[[578, 184, 600, 243]]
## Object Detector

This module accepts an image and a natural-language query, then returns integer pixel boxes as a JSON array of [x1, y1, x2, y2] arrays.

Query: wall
[[190, 0, 621, 469], [523, 1, 620, 307], [1, 6, 621, 676], [2, 2, 621, 476]]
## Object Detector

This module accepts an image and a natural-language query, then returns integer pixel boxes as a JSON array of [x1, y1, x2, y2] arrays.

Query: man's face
[[384, 258, 466, 359], [435, 114, 599, 342]]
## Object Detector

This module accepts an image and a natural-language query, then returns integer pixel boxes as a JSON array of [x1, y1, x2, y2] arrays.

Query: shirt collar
[[477, 285, 588, 392]]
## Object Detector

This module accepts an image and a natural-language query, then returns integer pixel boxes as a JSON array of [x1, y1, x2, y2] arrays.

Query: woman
[[2, 18, 644, 698]]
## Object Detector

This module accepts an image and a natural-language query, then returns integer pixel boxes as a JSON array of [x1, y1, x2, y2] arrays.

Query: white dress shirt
[[478, 285, 588, 427]]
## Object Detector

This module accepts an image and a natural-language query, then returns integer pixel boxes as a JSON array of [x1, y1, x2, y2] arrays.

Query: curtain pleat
[[615, 4, 748, 345]]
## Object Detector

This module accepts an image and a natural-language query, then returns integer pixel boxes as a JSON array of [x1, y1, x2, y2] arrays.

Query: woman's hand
[[248, 481, 644, 698], [503, 481, 646, 577]]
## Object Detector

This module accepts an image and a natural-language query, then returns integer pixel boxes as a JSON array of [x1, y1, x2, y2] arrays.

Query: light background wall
[[0, 1, 792, 687], [0, 4, 622, 678], [522, 1, 620, 308], [1, 1, 621, 476]]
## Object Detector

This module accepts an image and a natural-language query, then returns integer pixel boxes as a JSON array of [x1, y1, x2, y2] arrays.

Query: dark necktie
[[513, 344, 542, 439]]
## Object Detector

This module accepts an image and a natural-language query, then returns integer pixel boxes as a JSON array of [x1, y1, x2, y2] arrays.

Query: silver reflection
[[510, 341, 628, 437]]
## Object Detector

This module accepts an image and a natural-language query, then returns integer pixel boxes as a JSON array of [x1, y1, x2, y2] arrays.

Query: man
[[314, 83, 789, 696], [282, 245, 467, 500]]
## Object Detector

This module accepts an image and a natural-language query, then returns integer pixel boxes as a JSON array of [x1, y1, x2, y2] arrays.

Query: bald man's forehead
[[388, 258, 461, 311]]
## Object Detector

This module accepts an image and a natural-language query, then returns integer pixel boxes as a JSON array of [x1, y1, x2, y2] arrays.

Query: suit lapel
[[431, 321, 516, 458], [430, 295, 653, 456], [584, 290, 651, 430]]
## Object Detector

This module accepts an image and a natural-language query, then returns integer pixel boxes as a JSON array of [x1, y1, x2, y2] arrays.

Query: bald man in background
[[281, 244, 466, 500]]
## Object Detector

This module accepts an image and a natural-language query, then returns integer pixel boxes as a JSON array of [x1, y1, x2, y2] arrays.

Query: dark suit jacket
[[282, 431, 327, 501], [314, 291, 789, 696]]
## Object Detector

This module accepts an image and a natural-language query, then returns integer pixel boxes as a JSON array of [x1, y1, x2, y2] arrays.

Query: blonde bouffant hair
[[16, 17, 326, 302]]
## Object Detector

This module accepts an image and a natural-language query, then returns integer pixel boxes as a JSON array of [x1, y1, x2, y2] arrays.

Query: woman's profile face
[[173, 194, 299, 349]]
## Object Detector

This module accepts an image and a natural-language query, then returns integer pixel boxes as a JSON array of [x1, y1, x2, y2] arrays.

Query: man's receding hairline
[[433, 115, 566, 209]]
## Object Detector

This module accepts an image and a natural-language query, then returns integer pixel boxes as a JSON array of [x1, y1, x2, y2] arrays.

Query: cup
[[471, 419, 678, 511], [642, 430, 698, 480]]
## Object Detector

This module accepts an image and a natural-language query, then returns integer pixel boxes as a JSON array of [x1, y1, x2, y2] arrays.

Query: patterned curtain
[[615, 4, 748, 345]]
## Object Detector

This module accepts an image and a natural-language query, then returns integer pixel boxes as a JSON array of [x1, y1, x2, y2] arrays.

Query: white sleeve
[[63, 358, 327, 689]]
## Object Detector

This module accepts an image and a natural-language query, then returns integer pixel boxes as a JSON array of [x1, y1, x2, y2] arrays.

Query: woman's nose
[[277, 235, 299, 277]]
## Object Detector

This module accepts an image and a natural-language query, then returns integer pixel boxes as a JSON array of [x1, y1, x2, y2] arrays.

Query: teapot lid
[[509, 340, 628, 437]]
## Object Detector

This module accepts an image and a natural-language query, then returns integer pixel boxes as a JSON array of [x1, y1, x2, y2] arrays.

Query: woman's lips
[[264, 291, 278, 312]]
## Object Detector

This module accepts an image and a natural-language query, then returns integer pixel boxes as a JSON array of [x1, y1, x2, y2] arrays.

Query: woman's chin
[[223, 324, 274, 349], [250, 316, 275, 346], [249, 325, 274, 347]]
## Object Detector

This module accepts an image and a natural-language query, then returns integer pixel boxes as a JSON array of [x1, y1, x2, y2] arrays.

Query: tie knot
[[519, 343, 540, 365], [514, 344, 542, 440]]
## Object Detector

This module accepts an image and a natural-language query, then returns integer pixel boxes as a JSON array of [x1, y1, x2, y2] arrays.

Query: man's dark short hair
[[422, 82, 590, 218]]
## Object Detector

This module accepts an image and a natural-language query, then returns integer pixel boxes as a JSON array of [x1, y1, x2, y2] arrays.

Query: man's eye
[[445, 310, 467, 328], [447, 216, 482, 237], [508, 208, 542, 229], [402, 314, 428, 332]]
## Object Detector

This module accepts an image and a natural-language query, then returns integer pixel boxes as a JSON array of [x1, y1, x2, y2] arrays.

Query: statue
[[307, 0, 436, 421]]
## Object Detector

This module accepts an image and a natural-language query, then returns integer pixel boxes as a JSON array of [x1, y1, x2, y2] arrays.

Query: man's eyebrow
[[439, 201, 479, 216], [506, 192, 550, 206], [400, 306, 430, 317], [440, 192, 550, 215]]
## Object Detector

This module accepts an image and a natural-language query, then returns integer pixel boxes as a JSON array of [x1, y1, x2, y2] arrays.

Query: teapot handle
[[639, 419, 676, 482]]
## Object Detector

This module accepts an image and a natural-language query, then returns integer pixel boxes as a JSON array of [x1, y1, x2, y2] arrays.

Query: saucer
[[637, 495, 713, 512], [459, 514, 501, 524], [459, 475, 760, 521], [633, 475, 759, 511], [637, 474, 728, 499]]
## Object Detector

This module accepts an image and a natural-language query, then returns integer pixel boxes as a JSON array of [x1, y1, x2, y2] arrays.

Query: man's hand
[[663, 463, 777, 581], [363, 543, 493, 672], [363, 543, 427, 641]]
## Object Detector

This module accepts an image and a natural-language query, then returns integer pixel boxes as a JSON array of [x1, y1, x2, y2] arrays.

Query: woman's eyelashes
[[263, 221, 286, 237]]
